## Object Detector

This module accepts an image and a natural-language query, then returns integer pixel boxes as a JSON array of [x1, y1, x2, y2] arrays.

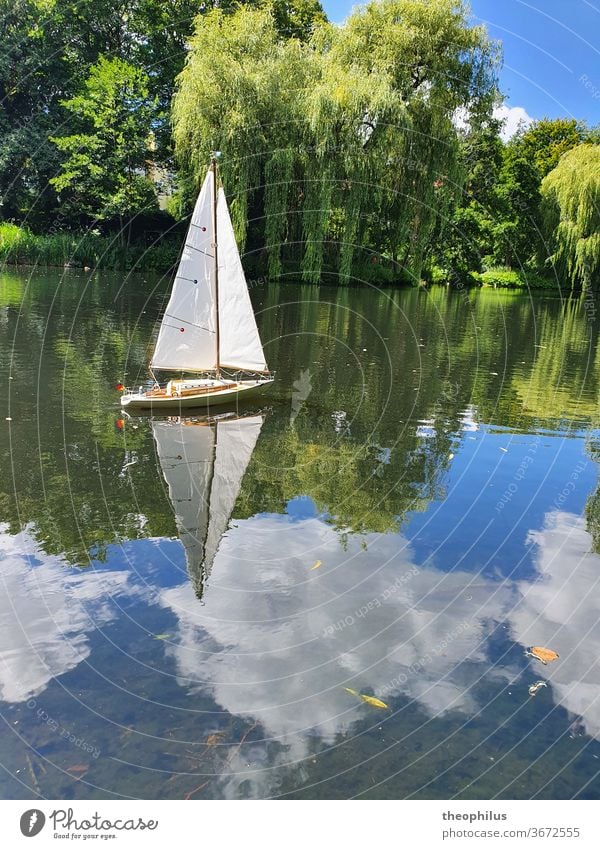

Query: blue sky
[[321, 0, 600, 132]]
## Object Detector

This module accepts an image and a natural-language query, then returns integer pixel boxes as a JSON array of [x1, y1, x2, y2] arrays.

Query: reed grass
[[0, 223, 180, 271]]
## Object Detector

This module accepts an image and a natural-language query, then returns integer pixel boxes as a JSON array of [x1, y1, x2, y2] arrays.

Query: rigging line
[[175, 275, 204, 284], [164, 312, 216, 333], [184, 242, 214, 258], [165, 459, 213, 467]]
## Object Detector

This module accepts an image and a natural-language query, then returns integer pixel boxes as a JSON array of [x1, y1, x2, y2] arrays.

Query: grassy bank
[[471, 268, 559, 290], [1, 223, 564, 290], [429, 265, 560, 290], [0, 223, 181, 272]]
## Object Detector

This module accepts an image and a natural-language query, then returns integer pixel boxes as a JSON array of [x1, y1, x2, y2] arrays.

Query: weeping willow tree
[[173, 0, 499, 284], [541, 144, 600, 290]]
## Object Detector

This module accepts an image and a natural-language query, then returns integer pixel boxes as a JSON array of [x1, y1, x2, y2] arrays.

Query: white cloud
[[158, 514, 513, 796], [0, 526, 147, 702], [156, 505, 600, 795], [453, 104, 534, 142], [493, 104, 534, 141], [509, 510, 600, 739]]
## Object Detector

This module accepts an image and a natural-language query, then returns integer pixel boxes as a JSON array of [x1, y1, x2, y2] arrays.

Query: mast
[[211, 155, 221, 378]]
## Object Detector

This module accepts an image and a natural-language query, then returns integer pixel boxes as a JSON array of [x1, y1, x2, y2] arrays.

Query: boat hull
[[121, 378, 274, 410]]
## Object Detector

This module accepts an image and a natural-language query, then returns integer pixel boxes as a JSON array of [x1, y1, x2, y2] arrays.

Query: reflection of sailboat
[[121, 157, 273, 409], [152, 414, 263, 598]]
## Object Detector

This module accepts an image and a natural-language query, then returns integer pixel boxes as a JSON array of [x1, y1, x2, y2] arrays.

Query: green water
[[1, 268, 600, 799]]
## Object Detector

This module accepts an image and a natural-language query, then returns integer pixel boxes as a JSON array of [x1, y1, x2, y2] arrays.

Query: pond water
[[1, 268, 600, 799]]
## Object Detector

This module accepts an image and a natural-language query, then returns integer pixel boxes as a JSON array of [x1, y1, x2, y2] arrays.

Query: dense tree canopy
[[431, 116, 598, 282], [515, 118, 586, 179], [50, 56, 158, 229], [0, 0, 598, 289], [0, 0, 202, 226], [541, 144, 600, 289], [173, 0, 499, 283]]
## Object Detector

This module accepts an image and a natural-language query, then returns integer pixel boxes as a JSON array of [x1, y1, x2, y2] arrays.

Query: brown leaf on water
[[206, 732, 225, 747], [526, 646, 559, 665], [66, 764, 88, 775]]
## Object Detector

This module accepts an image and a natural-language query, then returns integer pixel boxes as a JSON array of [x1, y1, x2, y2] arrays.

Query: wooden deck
[[144, 383, 238, 399]]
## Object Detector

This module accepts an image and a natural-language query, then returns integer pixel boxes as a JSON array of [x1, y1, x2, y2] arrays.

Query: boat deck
[[143, 382, 238, 399]]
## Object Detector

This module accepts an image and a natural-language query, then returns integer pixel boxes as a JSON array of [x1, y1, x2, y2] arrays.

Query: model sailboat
[[153, 414, 264, 598], [121, 158, 273, 409]]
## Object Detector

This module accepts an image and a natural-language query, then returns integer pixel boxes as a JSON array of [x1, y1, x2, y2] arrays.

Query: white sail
[[152, 415, 264, 596], [204, 415, 264, 570], [152, 420, 214, 579], [216, 188, 268, 372], [151, 170, 218, 372]]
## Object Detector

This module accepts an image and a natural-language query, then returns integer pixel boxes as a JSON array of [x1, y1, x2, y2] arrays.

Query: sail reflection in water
[[152, 414, 264, 598]]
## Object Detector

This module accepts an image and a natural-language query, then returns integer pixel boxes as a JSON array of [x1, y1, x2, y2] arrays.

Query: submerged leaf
[[66, 764, 88, 774], [153, 633, 171, 641]]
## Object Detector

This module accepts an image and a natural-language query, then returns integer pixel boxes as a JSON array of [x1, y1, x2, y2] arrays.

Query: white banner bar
[[1, 800, 598, 848]]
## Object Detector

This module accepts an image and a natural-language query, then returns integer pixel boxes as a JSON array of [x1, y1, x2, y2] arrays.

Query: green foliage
[[514, 118, 586, 178], [50, 56, 158, 226], [267, 0, 327, 39], [0, 0, 595, 290], [541, 144, 600, 289], [432, 113, 548, 279], [472, 267, 557, 289], [0, 222, 180, 270], [173, 0, 499, 283], [489, 140, 542, 267], [0, 0, 202, 227]]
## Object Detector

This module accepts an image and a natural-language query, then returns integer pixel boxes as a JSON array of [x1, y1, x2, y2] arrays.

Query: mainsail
[[152, 415, 264, 598], [150, 162, 268, 374], [151, 169, 217, 372]]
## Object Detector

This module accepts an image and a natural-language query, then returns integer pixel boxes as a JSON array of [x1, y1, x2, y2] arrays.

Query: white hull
[[121, 377, 273, 410]]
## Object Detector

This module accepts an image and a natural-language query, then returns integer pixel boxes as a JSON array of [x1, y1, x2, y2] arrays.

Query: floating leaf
[[344, 687, 388, 709], [526, 646, 559, 665], [310, 560, 322, 570], [528, 680, 548, 696], [153, 633, 171, 641], [360, 694, 388, 709]]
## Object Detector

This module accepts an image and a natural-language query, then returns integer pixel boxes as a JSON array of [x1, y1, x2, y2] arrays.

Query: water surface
[[1, 269, 600, 799]]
